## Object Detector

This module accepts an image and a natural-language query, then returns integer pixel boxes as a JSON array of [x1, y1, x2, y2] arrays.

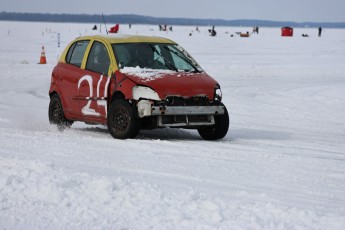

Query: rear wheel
[[48, 94, 73, 130], [197, 103, 229, 140], [107, 99, 141, 139]]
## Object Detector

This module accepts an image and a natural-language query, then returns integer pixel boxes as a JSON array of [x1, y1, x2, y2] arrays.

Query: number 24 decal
[[77, 74, 110, 117]]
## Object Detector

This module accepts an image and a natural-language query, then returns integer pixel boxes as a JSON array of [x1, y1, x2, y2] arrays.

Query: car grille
[[154, 96, 216, 127], [161, 114, 211, 125], [165, 96, 210, 106]]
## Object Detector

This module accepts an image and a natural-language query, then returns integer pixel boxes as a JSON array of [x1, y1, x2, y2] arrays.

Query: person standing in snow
[[209, 26, 217, 37], [318, 27, 322, 37]]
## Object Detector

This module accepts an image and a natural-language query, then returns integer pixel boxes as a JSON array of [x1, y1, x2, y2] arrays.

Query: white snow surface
[[1, 21, 345, 229]]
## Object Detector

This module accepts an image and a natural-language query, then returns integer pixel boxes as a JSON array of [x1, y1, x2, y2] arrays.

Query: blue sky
[[1, 0, 345, 22]]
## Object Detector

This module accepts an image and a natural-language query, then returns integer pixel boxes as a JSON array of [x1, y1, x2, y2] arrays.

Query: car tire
[[48, 94, 73, 129], [107, 99, 141, 139], [197, 103, 229, 140]]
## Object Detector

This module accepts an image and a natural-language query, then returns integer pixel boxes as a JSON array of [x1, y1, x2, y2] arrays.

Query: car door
[[59, 40, 90, 117], [82, 41, 111, 120]]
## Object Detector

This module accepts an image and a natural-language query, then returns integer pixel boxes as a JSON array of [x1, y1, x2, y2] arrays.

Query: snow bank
[[2, 157, 344, 229]]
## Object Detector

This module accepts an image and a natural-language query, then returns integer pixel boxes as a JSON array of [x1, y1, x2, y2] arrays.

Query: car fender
[[110, 70, 138, 101]]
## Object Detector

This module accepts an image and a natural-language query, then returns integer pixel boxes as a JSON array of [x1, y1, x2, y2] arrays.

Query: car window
[[166, 45, 200, 71], [112, 43, 169, 70], [86, 41, 110, 75], [170, 49, 193, 70], [112, 43, 202, 72], [66, 40, 90, 67], [112, 44, 131, 69], [152, 45, 165, 64]]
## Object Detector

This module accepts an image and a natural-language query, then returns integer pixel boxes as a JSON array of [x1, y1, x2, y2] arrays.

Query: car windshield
[[112, 43, 203, 72]]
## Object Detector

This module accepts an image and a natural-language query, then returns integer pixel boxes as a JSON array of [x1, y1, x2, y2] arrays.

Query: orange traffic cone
[[38, 46, 47, 64]]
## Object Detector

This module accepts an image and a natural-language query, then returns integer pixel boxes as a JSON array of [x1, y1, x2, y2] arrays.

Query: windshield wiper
[[149, 44, 178, 72], [163, 46, 200, 73]]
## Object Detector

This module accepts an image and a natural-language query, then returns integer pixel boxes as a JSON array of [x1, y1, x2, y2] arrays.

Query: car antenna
[[102, 12, 108, 35]]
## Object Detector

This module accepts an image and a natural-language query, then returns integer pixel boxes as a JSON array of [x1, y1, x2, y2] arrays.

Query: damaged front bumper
[[151, 105, 224, 116], [137, 100, 225, 127]]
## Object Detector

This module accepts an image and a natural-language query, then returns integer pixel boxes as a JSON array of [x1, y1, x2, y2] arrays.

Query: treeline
[[1, 11, 344, 28]]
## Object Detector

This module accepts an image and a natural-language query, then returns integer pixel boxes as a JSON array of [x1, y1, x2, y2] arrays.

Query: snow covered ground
[[1, 21, 345, 229]]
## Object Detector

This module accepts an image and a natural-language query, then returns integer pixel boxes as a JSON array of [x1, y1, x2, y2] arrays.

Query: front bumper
[[151, 105, 224, 116], [153, 105, 225, 127], [137, 100, 225, 127]]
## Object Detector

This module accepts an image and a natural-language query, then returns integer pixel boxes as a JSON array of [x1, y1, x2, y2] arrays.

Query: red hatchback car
[[48, 35, 229, 140]]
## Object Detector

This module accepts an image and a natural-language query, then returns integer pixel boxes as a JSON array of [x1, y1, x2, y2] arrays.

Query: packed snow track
[[1, 22, 345, 229]]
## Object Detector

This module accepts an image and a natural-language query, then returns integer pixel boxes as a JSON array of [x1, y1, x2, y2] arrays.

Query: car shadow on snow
[[230, 128, 291, 141], [138, 128, 202, 141], [66, 126, 110, 138], [57, 126, 289, 142], [70, 126, 204, 141]]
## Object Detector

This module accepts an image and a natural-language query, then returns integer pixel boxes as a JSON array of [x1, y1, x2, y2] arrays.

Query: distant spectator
[[209, 26, 217, 37], [318, 27, 322, 37], [252, 26, 259, 34], [159, 25, 167, 31]]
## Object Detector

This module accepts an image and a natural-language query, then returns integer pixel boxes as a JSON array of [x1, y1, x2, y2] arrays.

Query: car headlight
[[132, 86, 160, 101], [215, 85, 222, 101]]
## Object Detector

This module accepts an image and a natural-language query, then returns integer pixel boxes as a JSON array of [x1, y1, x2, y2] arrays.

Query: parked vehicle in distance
[[48, 35, 229, 140]]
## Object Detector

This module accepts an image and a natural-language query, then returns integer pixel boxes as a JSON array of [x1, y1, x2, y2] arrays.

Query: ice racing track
[[1, 21, 345, 229]]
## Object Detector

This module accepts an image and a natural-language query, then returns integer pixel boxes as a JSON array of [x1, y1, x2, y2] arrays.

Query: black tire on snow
[[107, 99, 141, 139], [197, 103, 229, 140], [48, 94, 73, 129]]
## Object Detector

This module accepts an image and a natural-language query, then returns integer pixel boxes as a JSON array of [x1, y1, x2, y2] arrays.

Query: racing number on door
[[77, 74, 110, 116]]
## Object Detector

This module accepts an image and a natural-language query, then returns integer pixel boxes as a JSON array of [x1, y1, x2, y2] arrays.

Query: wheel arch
[[49, 91, 58, 98], [110, 91, 126, 104], [48, 91, 70, 119]]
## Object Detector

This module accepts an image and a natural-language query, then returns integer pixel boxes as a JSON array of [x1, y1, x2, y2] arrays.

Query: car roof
[[78, 34, 176, 44]]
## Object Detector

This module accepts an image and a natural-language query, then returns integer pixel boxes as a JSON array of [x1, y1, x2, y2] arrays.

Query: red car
[[48, 35, 229, 140]]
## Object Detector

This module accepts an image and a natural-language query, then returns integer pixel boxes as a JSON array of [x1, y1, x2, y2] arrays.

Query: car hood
[[120, 68, 218, 99]]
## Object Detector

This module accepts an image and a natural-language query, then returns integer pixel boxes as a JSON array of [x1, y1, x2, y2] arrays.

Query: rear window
[[66, 40, 90, 67]]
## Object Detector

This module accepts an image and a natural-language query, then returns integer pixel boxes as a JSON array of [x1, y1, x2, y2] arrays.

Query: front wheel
[[197, 103, 229, 140], [107, 99, 141, 139]]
